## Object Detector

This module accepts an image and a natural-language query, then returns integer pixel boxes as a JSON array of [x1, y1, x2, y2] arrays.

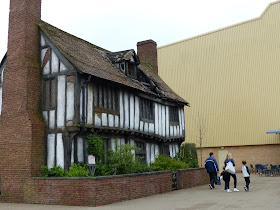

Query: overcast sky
[[0, 0, 276, 60]]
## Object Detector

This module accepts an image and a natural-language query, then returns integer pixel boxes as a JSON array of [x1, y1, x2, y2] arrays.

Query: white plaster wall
[[175, 144, 179, 154], [49, 110, 55, 129], [119, 91, 124, 128], [41, 35, 46, 46], [151, 144, 155, 162], [56, 133, 64, 169], [146, 143, 151, 165], [129, 94, 134, 130], [134, 96, 140, 130], [95, 114, 101, 127], [41, 48, 47, 66], [101, 113, 108, 126], [179, 108, 183, 136], [149, 123, 154, 134], [124, 92, 129, 129], [111, 138, 116, 150], [181, 108, 185, 131], [80, 90, 83, 122], [51, 50, 59, 73], [57, 76, 66, 128], [87, 83, 93, 125], [144, 122, 149, 133], [170, 126, 174, 137], [158, 104, 162, 136], [66, 82, 74, 121], [108, 114, 114, 127], [140, 121, 144, 132], [130, 139, 135, 156], [115, 116, 119, 128], [155, 103, 159, 134], [120, 138, 125, 145], [42, 111, 48, 125], [173, 126, 177, 136], [162, 105, 166, 137], [77, 137, 84, 162], [43, 61, 50, 75], [155, 144, 159, 158], [60, 61, 66, 72], [169, 144, 173, 158], [47, 134, 55, 168], [166, 106, 170, 137], [71, 142, 74, 164]]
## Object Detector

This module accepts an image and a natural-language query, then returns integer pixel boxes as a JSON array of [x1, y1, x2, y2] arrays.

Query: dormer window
[[127, 57, 136, 78]]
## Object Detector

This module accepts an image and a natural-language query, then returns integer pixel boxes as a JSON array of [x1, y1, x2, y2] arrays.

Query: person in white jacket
[[241, 160, 250, 192]]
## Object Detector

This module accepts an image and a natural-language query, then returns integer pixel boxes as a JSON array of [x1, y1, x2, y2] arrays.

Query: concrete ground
[[0, 173, 279, 210]]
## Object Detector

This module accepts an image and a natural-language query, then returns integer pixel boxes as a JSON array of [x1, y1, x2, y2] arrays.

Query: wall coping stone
[[32, 170, 172, 180]]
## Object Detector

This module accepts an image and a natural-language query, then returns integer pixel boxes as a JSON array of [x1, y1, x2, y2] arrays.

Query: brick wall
[[177, 168, 209, 189], [197, 144, 280, 171], [0, 0, 45, 202], [31, 171, 172, 207]]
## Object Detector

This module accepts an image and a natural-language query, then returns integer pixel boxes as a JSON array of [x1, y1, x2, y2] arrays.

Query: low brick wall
[[31, 171, 172, 207], [177, 168, 209, 189]]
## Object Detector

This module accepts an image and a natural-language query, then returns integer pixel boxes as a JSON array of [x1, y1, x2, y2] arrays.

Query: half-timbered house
[[0, 21, 188, 170]]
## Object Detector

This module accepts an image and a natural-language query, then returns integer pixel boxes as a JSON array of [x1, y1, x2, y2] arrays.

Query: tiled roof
[[38, 21, 188, 105], [107, 50, 140, 64]]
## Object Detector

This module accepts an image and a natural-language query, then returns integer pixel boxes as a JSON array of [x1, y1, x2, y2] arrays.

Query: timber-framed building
[[0, 20, 188, 170]]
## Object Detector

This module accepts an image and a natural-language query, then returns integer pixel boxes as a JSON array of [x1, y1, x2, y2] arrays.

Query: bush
[[87, 132, 104, 162], [150, 154, 189, 171], [180, 143, 199, 168], [41, 165, 65, 177], [106, 142, 141, 175], [64, 163, 90, 177]]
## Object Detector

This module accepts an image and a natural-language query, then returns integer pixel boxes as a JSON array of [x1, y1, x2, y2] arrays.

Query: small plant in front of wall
[[86, 132, 105, 163]]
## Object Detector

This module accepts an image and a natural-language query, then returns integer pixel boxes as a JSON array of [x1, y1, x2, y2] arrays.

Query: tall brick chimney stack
[[0, 0, 45, 202], [137, 40, 158, 74]]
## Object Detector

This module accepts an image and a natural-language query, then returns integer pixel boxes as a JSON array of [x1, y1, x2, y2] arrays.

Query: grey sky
[[0, 0, 276, 61]]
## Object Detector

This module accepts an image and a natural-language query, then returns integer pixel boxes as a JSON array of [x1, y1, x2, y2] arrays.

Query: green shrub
[[41, 165, 65, 177], [106, 142, 141, 175], [65, 163, 90, 177], [180, 143, 199, 168], [150, 154, 189, 171], [87, 132, 104, 162]]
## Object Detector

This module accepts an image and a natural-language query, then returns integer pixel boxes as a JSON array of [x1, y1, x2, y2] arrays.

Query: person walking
[[241, 160, 250, 192], [224, 153, 239, 192], [221, 166, 231, 192], [205, 152, 219, 189]]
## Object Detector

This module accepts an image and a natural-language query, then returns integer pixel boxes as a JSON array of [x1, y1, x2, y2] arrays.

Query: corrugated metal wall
[[158, 2, 280, 147]]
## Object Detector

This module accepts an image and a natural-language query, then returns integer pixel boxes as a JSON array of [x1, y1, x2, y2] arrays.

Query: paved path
[[0, 173, 279, 209]]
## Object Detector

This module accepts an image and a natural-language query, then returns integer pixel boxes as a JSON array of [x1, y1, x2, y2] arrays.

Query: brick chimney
[[137, 39, 158, 74], [0, 0, 45, 202]]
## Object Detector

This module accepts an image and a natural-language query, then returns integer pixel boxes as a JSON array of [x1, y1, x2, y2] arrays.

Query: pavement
[[0, 173, 279, 210]]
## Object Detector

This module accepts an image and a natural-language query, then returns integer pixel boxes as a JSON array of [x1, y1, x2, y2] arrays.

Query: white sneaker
[[227, 189, 232, 193], [234, 188, 239, 192]]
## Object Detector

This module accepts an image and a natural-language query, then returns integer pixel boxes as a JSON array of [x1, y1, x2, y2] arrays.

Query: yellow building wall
[[158, 2, 280, 148]]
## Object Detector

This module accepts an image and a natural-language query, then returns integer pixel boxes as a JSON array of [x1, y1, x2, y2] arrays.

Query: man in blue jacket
[[205, 152, 219, 189]]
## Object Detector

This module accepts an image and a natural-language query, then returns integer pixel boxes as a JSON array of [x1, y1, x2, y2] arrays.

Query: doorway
[[218, 149, 228, 171]]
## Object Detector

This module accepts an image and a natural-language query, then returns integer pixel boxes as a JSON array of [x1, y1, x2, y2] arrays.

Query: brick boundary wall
[[27, 168, 209, 207], [177, 168, 209, 189], [31, 171, 173, 207]]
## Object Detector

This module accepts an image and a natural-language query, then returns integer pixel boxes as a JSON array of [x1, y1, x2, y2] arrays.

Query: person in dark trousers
[[224, 153, 239, 192], [221, 166, 231, 192], [241, 160, 250, 192], [205, 152, 219, 189]]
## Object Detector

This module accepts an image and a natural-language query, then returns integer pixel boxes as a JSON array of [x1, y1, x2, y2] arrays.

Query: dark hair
[[242, 160, 246, 165], [209, 152, 213, 156]]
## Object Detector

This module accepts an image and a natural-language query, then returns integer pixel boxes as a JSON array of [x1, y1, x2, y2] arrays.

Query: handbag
[[225, 161, 236, 174]]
